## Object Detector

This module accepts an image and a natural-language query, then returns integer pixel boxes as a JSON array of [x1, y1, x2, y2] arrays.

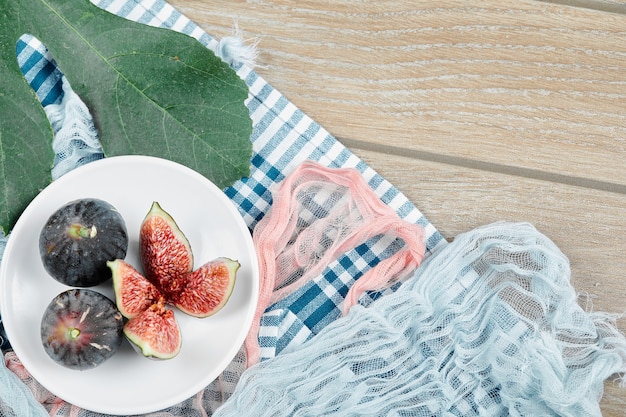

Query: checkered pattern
[[16, 37, 64, 107], [259, 235, 408, 361], [5, 0, 446, 379]]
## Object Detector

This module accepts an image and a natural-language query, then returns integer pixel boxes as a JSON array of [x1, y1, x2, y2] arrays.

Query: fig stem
[[68, 224, 97, 239], [68, 328, 81, 340]]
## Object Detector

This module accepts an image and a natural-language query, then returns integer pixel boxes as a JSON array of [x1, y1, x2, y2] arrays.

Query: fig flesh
[[175, 257, 239, 318], [40, 289, 124, 370], [139, 201, 193, 299], [123, 299, 181, 360], [108, 259, 161, 319], [39, 198, 128, 287]]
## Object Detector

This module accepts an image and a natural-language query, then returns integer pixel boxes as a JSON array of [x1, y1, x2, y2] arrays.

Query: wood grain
[[354, 149, 626, 322], [172, 0, 626, 186], [169, 0, 626, 413]]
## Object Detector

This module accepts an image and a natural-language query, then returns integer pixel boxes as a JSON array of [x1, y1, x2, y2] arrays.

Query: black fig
[[40, 289, 124, 370], [39, 198, 128, 287]]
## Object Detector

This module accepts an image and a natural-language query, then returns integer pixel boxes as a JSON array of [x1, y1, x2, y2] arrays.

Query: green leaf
[[0, 0, 253, 234]]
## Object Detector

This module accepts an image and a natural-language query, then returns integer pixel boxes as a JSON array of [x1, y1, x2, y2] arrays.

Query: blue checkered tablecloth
[[1, 0, 447, 410]]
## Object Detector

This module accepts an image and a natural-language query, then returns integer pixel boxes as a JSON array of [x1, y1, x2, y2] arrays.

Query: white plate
[[0, 156, 259, 415]]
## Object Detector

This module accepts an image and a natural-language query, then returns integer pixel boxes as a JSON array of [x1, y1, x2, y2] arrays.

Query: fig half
[[139, 201, 193, 299], [109, 259, 161, 319], [123, 298, 181, 360], [40, 289, 124, 370], [175, 257, 239, 318]]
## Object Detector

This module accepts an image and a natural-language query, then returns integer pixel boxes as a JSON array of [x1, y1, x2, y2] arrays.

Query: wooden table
[[169, 0, 626, 413]]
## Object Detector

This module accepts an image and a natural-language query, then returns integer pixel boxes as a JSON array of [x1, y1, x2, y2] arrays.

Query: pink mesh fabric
[[244, 161, 426, 366], [4, 348, 247, 416]]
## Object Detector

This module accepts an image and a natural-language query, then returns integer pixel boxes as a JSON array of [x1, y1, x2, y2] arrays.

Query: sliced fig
[[40, 289, 124, 370], [175, 257, 239, 318], [123, 299, 182, 360], [139, 201, 193, 299], [39, 198, 128, 287], [108, 259, 162, 319]]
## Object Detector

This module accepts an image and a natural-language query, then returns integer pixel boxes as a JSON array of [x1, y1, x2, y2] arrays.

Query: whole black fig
[[40, 289, 124, 370], [39, 198, 128, 287]]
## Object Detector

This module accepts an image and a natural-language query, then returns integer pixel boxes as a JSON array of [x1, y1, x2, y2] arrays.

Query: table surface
[[169, 0, 626, 413]]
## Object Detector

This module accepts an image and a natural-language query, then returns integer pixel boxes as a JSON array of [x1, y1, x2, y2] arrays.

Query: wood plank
[[538, 0, 626, 13], [353, 149, 626, 322], [602, 382, 626, 417], [170, 0, 626, 187]]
